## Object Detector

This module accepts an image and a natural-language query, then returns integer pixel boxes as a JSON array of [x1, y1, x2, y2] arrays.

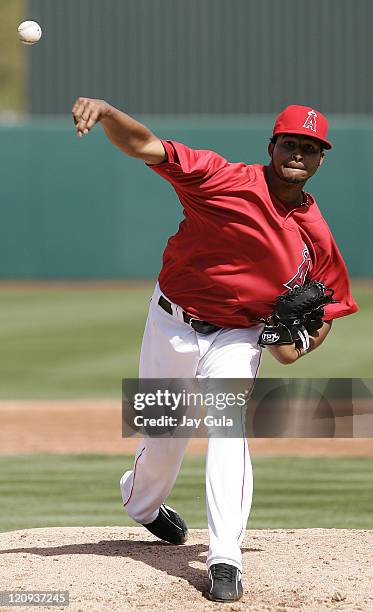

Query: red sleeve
[[308, 219, 358, 320], [146, 139, 230, 188]]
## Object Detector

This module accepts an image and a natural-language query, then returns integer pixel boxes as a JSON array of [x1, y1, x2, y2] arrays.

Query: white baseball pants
[[120, 283, 262, 571]]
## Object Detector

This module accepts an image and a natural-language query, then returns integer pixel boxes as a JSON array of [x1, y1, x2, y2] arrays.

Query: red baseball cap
[[273, 105, 332, 149]]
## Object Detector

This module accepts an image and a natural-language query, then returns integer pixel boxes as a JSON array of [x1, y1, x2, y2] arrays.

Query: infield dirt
[[0, 527, 371, 611], [0, 399, 372, 456]]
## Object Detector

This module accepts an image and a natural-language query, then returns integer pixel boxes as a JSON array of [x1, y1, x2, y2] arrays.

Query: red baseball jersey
[[148, 140, 358, 328]]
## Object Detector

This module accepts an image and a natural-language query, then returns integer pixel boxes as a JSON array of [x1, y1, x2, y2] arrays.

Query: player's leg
[[196, 326, 262, 572], [120, 284, 206, 525]]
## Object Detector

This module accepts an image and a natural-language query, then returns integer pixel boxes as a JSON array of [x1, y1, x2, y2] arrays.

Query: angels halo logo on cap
[[303, 109, 317, 133], [273, 104, 332, 149]]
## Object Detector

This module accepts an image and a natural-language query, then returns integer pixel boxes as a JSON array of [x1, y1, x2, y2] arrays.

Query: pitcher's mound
[[0, 527, 371, 611]]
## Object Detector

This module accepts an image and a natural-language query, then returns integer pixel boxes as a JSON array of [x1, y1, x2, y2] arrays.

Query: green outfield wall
[[28, 0, 373, 116], [0, 116, 371, 278]]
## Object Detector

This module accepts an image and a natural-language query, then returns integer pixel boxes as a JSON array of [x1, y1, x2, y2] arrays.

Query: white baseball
[[17, 20, 42, 45]]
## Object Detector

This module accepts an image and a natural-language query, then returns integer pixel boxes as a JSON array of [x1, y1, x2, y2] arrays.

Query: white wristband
[[296, 326, 310, 354]]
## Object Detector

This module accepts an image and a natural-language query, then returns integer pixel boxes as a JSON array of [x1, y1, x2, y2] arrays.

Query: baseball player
[[72, 99, 358, 602]]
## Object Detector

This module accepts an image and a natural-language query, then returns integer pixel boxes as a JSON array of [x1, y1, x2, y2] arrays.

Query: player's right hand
[[72, 97, 111, 137]]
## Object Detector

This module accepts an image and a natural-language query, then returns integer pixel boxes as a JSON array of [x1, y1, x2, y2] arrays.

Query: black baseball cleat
[[142, 504, 188, 545], [207, 563, 243, 602]]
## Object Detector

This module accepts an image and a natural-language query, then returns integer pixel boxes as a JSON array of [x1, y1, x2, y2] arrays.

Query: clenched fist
[[72, 97, 112, 137]]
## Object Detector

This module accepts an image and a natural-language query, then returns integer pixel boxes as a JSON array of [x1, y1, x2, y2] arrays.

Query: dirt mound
[[0, 527, 371, 611]]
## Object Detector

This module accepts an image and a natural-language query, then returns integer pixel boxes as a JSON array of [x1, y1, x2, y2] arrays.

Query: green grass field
[[0, 282, 371, 399], [0, 454, 371, 533], [0, 286, 371, 534]]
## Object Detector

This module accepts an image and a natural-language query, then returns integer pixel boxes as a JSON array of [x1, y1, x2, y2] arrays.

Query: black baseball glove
[[259, 281, 336, 351]]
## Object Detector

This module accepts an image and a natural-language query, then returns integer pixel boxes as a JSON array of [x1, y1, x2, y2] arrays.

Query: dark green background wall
[[0, 117, 370, 277], [28, 0, 373, 115]]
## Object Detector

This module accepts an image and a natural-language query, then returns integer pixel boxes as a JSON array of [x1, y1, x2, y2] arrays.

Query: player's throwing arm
[[72, 97, 166, 165]]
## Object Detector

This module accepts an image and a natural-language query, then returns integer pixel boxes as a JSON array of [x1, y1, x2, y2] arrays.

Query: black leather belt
[[158, 295, 222, 335]]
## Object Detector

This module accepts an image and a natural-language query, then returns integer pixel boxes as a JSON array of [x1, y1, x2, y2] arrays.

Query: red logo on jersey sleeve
[[284, 245, 311, 289]]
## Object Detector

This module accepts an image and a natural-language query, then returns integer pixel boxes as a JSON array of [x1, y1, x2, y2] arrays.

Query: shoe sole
[[206, 593, 242, 603], [143, 505, 188, 545]]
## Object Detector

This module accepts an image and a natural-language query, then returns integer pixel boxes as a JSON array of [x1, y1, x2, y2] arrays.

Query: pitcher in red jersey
[[72, 98, 358, 603]]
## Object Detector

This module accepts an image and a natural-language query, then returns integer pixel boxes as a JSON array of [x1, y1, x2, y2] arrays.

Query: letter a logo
[[303, 109, 317, 133], [284, 245, 311, 290]]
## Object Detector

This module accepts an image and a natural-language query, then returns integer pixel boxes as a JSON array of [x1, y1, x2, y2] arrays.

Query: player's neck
[[264, 165, 306, 207]]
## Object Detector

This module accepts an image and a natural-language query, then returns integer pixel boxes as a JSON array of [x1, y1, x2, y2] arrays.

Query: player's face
[[269, 134, 325, 184]]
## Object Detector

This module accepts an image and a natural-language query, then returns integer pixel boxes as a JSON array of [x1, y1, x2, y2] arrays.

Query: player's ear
[[268, 142, 274, 157], [319, 151, 325, 166]]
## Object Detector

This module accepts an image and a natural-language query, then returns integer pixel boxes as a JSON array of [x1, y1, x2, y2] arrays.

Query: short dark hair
[[269, 133, 324, 152]]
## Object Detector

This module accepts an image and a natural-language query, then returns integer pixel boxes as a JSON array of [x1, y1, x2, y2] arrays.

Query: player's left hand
[[259, 280, 336, 350]]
